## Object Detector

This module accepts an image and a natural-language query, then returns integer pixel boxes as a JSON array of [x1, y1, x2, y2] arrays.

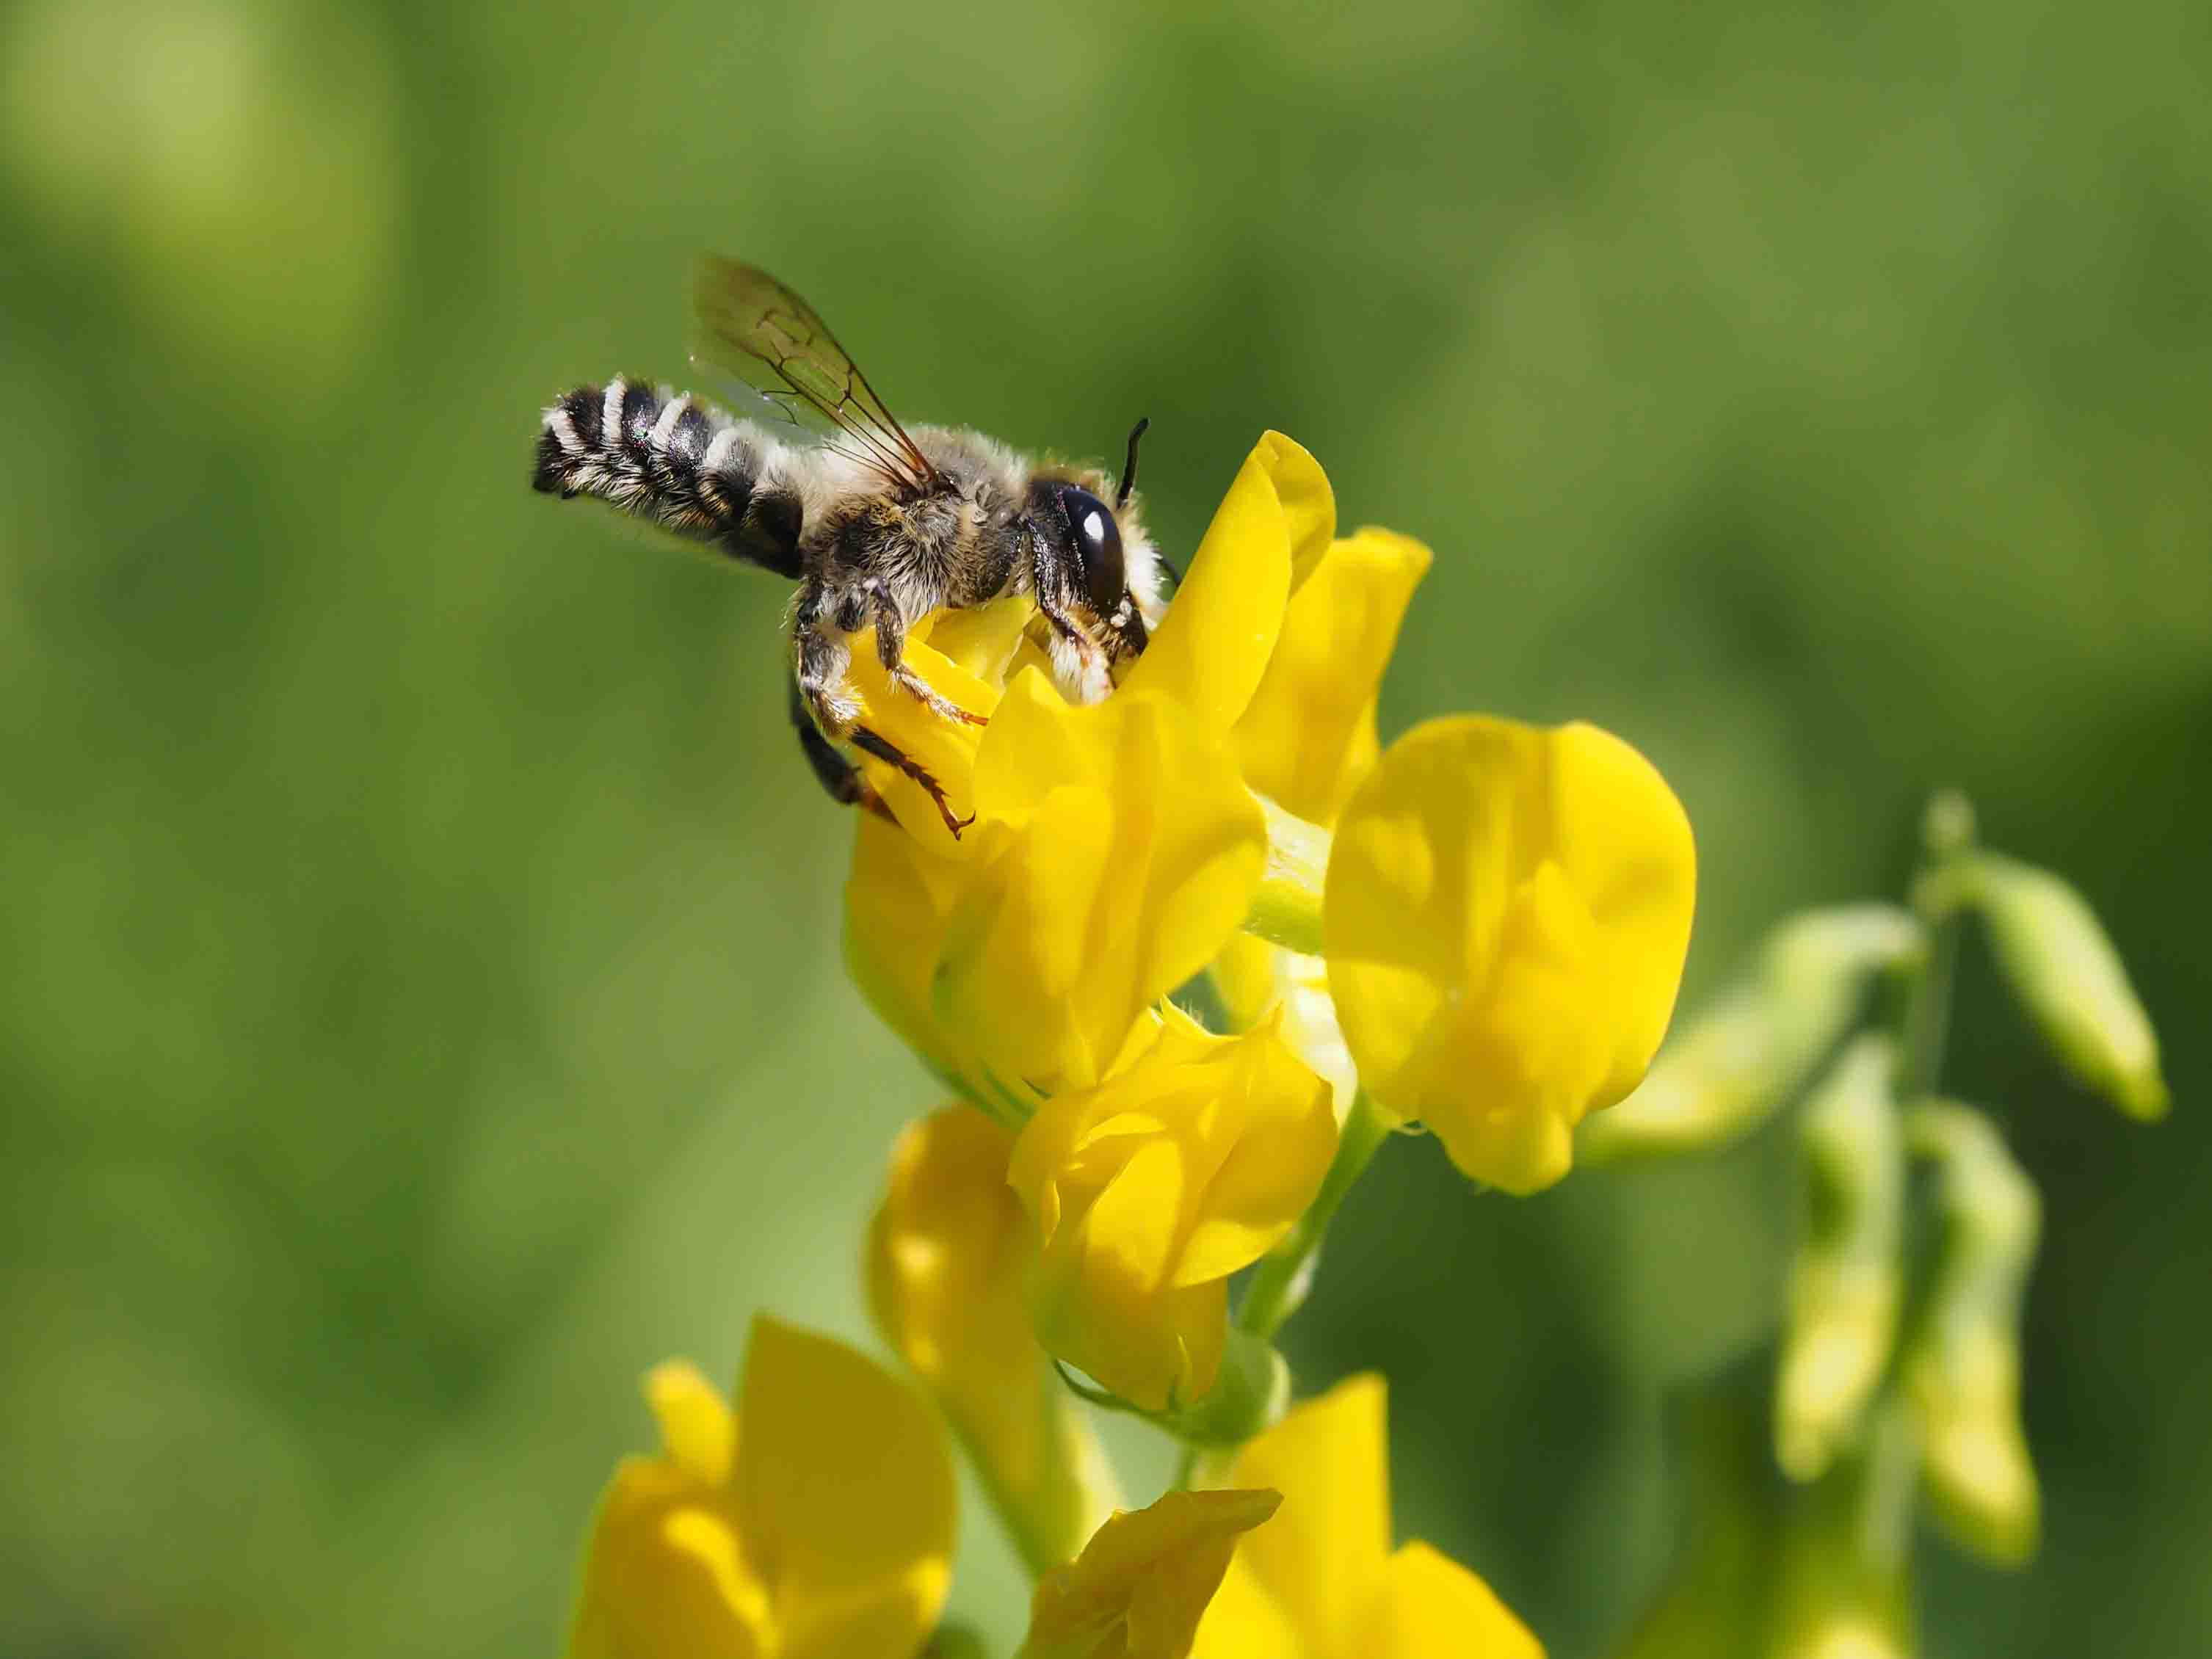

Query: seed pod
[[1967, 854, 2168, 1121], [1903, 1103, 2042, 1565], [1774, 1035, 1905, 1481]]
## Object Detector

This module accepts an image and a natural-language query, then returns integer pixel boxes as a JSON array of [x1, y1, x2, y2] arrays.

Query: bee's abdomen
[[533, 378, 802, 578]]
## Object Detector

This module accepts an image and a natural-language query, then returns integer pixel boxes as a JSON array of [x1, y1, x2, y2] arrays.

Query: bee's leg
[[793, 579, 861, 733], [795, 590, 969, 838], [788, 676, 893, 823], [1027, 544, 1111, 703], [846, 726, 974, 839], [869, 583, 987, 728]]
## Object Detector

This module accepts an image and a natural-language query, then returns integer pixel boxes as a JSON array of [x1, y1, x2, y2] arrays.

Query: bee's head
[[1027, 421, 1162, 698]]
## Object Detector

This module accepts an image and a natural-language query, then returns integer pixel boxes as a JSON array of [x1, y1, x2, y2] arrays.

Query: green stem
[[1170, 1440, 1201, 1492], [1864, 790, 1976, 1412], [1236, 1092, 1393, 1341], [1897, 790, 1975, 1101]]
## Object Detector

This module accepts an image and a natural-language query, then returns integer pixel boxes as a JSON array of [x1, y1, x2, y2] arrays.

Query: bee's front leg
[[1026, 540, 1111, 705]]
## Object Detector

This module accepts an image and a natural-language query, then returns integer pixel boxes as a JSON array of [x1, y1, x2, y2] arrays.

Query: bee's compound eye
[[1058, 485, 1125, 614]]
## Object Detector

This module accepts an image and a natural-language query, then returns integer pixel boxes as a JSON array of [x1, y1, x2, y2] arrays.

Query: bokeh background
[[4, 0, 2207, 1652]]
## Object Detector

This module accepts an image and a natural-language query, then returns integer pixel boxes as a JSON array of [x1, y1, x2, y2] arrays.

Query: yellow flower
[[846, 678, 1269, 1111], [1018, 1489, 1283, 1659], [840, 434, 1334, 1111], [869, 1105, 1121, 1575], [841, 429, 1696, 1209], [1007, 1008, 1337, 1412], [1323, 716, 1696, 1194], [1192, 1376, 1542, 1659], [567, 1318, 954, 1659]]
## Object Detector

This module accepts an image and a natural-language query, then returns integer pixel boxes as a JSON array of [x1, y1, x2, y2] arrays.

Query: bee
[[531, 257, 1167, 835]]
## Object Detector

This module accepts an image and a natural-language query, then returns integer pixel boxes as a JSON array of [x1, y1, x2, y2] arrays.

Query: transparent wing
[[691, 256, 940, 492]]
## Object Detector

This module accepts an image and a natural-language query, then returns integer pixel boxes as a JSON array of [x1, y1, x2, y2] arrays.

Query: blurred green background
[[4, 0, 2207, 1652]]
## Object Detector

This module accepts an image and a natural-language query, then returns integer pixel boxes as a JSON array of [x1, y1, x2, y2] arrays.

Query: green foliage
[[3, 1, 2207, 1655]]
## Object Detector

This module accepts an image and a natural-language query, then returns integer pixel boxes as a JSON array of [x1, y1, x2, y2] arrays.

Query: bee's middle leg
[[869, 584, 987, 728], [796, 605, 970, 839]]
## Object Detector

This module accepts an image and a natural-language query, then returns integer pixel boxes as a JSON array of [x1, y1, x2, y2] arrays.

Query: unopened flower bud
[[1774, 1036, 1904, 1482], [869, 1107, 1121, 1575], [1965, 854, 2168, 1122], [1902, 1103, 2042, 1565], [1583, 906, 1923, 1162]]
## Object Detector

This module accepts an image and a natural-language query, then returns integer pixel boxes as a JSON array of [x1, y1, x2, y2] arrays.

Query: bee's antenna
[[1116, 416, 1150, 510]]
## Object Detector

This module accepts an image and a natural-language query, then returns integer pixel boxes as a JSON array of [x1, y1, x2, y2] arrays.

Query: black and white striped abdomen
[[532, 378, 803, 578]]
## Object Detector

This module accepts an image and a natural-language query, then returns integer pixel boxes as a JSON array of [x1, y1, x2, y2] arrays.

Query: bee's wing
[[692, 256, 941, 493]]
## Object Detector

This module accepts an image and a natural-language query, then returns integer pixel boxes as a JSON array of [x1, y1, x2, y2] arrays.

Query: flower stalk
[[1236, 1090, 1394, 1342], [1898, 789, 1976, 1101]]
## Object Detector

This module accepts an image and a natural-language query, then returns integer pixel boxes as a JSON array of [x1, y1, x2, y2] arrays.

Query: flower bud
[[1774, 1036, 1905, 1483], [1964, 854, 2168, 1121], [1152, 1326, 1292, 1450], [1901, 1103, 2042, 1565], [1582, 905, 1923, 1163]]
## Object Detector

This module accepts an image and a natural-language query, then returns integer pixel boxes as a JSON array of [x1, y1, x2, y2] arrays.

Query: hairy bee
[[531, 257, 1166, 835]]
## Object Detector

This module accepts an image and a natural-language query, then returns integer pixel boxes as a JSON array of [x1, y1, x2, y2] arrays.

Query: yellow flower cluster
[[567, 432, 1704, 1659], [570, 1321, 1538, 1659], [844, 431, 1696, 1326]]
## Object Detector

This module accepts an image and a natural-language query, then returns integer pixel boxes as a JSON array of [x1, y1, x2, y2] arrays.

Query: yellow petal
[[1208, 934, 1279, 1033], [916, 595, 1037, 687], [1325, 717, 1696, 1194], [844, 810, 971, 1083], [1212, 1375, 1391, 1655], [1172, 1034, 1340, 1285], [936, 679, 1267, 1096], [1123, 433, 1330, 733], [567, 1455, 774, 1659], [645, 1359, 736, 1489], [734, 1317, 954, 1659], [1374, 1542, 1545, 1659], [1186, 1556, 1308, 1659], [1019, 1489, 1283, 1659], [1230, 528, 1432, 826]]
